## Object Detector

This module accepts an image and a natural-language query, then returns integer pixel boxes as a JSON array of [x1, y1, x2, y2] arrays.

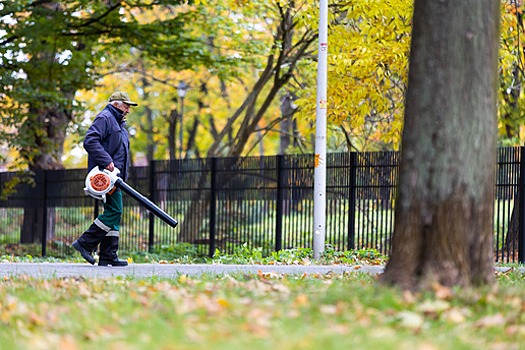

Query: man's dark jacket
[[84, 104, 130, 181]]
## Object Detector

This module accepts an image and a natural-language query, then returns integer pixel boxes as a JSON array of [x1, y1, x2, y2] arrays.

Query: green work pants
[[97, 189, 123, 231]]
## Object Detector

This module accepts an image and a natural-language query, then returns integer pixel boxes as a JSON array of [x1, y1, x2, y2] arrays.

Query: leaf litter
[[0, 271, 523, 349]]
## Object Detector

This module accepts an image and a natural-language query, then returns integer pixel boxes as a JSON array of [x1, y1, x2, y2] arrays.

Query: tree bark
[[167, 108, 178, 161], [380, 0, 500, 290], [20, 105, 69, 244]]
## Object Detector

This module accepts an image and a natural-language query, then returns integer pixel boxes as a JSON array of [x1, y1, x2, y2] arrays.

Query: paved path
[[1, 263, 520, 279], [0, 263, 385, 279]]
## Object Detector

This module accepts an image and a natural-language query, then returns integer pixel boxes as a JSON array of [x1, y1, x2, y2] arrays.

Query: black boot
[[72, 241, 96, 265], [72, 223, 106, 265], [99, 234, 128, 267]]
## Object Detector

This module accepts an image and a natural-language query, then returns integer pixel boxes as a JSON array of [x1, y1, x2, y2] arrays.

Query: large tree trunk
[[381, 0, 499, 290]]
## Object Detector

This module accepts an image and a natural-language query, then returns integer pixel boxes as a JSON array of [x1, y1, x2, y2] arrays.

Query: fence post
[[41, 171, 48, 257], [519, 147, 525, 263], [209, 158, 218, 257], [347, 152, 357, 250], [148, 161, 155, 252], [275, 155, 284, 252]]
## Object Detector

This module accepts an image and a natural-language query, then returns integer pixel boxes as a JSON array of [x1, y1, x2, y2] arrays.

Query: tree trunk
[[279, 92, 297, 155], [380, 0, 500, 290], [168, 108, 178, 161], [21, 207, 44, 244], [506, 206, 519, 253], [20, 105, 69, 244], [21, 206, 56, 244], [177, 171, 211, 243]]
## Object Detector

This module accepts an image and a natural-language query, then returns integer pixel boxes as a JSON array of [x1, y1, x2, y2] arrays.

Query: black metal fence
[[0, 148, 523, 262]]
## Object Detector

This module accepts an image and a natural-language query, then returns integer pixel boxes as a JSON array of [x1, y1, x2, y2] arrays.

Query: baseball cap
[[108, 91, 138, 106]]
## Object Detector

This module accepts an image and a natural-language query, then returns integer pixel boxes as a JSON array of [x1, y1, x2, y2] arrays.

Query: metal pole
[[148, 160, 156, 252], [41, 171, 47, 257], [519, 146, 525, 263], [313, 0, 328, 260], [347, 152, 357, 250], [209, 157, 218, 257], [275, 155, 284, 252]]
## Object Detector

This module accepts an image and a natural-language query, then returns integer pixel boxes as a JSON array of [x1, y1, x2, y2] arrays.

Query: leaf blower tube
[[114, 178, 178, 228], [83, 167, 178, 228]]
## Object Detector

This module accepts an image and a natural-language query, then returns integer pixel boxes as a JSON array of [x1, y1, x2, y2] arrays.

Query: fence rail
[[0, 148, 523, 262]]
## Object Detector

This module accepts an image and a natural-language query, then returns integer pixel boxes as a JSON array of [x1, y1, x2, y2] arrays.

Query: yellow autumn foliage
[[294, 0, 412, 151], [68, 0, 525, 165]]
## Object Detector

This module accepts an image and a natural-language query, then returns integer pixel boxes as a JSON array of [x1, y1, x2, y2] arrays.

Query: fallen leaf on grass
[[216, 298, 231, 308], [185, 327, 205, 343], [243, 308, 272, 337], [178, 274, 188, 284], [432, 283, 453, 300], [286, 309, 300, 318], [402, 290, 417, 304], [416, 300, 450, 315], [475, 313, 506, 328], [257, 270, 282, 280], [328, 324, 350, 335], [396, 311, 425, 330], [293, 294, 309, 307], [506, 324, 525, 336], [417, 343, 440, 350], [242, 322, 270, 338], [29, 312, 45, 327], [441, 308, 467, 324], [270, 283, 291, 295], [320, 304, 338, 315], [59, 335, 80, 350]]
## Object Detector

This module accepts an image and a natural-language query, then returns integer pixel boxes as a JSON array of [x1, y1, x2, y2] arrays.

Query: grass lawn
[[0, 268, 524, 349]]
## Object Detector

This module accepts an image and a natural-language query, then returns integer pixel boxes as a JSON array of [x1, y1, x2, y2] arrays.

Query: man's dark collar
[[107, 104, 125, 123]]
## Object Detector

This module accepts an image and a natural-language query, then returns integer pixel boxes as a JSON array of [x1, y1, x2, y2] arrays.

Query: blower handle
[[114, 179, 178, 228]]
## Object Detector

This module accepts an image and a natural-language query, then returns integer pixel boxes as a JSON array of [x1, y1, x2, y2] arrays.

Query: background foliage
[[0, 1, 524, 170]]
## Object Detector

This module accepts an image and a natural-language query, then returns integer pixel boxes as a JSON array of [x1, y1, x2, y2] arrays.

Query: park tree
[[175, 0, 321, 242], [0, 0, 213, 242], [380, 0, 500, 290], [0, 0, 120, 242], [293, 1, 522, 152], [294, 0, 412, 152], [76, 0, 283, 162]]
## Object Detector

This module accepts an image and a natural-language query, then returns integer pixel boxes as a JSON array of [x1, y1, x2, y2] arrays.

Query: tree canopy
[[0, 0, 217, 170], [0, 0, 524, 171]]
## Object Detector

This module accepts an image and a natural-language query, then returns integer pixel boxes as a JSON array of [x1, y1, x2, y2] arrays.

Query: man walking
[[73, 91, 138, 267]]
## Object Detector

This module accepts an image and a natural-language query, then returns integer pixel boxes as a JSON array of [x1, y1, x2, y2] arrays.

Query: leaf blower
[[83, 167, 178, 228]]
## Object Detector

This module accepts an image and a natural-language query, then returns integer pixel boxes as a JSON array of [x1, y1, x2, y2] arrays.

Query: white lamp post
[[177, 81, 188, 159], [313, 0, 328, 259]]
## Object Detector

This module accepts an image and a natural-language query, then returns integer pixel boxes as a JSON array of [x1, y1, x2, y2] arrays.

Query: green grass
[[1, 245, 388, 266], [0, 270, 524, 349]]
